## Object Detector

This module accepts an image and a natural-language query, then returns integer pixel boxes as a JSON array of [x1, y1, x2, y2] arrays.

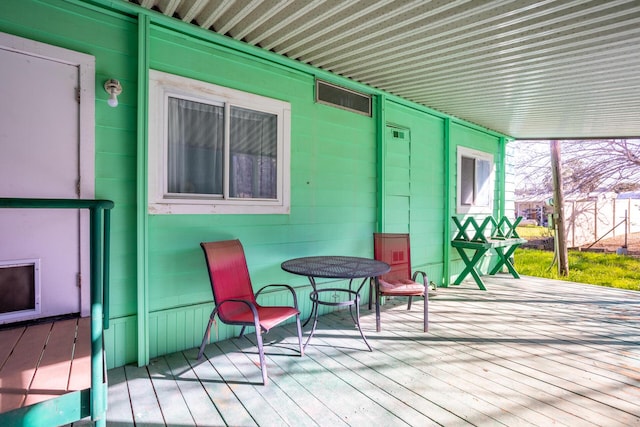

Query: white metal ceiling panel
[[128, 0, 640, 139]]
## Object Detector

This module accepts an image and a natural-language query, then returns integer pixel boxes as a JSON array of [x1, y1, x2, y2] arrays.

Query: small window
[[316, 80, 371, 116], [457, 147, 494, 214], [148, 70, 290, 214]]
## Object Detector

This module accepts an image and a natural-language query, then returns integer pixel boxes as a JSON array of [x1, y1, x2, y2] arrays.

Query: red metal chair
[[370, 233, 429, 332], [197, 239, 303, 384]]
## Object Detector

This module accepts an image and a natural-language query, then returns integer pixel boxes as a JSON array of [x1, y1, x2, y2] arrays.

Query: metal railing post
[[0, 198, 114, 425]]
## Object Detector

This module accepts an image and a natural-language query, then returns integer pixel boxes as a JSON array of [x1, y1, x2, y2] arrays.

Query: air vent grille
[[316, 80, 371, 116]]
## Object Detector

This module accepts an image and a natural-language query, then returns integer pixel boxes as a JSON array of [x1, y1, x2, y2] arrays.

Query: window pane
[[475, 159, 491, 206], [229, 106, 278, 199], [167, 97, 224, 195], [460, 156, 475, 205]]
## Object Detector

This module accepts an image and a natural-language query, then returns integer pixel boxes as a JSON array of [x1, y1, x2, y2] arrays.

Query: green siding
[[145, 22, 378, 355], [2, 0, 512, 368], [146, 27, 377, 317], [104, 315, 137, 368]]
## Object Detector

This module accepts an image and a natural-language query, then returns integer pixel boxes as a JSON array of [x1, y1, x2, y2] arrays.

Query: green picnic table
[[451, 216, 527, 290]]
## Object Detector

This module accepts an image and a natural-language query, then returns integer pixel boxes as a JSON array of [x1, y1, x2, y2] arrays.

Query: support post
[[550, 140, 569, 276], [443, 118, 451, 287], [376, 94, 386, 232], [624, 209, 629, 249], [136, 12, 151, 367]]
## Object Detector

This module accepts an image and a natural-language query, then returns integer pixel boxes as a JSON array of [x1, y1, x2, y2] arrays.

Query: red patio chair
[[370, 233, 429, 332], [197, 239, 303, 384]]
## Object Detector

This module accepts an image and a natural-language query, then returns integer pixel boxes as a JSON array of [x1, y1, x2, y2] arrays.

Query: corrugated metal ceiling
[[128, 0, 640, 139]]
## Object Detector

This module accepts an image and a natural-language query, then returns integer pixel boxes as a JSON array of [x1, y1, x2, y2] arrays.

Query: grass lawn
[[514, 248, 640, 291]]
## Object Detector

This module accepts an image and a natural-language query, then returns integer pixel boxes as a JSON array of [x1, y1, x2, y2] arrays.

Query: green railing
[[0, 198, 114, 426]]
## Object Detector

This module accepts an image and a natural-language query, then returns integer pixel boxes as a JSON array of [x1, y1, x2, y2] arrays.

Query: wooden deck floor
[[0, 317, 91, 414], [104, 276, 640, 426]]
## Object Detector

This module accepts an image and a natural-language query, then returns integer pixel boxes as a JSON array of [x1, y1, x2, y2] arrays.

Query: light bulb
[[107, 91, 118, 107], [104, 79, 122, 108]]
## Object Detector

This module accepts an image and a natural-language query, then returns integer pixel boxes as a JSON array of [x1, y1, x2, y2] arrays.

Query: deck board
[[188, 345, 258, 426], [104, 276, 640, 426], [147, 354, 197, 425], [164, 351, 226, 426], [310, 316, 514, 426], [0, 317, 92, 414], [24, 319, 77, 406], [124, 364, 166, 426], [0, 327, 24, 367], [0, 322, 51, 411], [216, 338, 298, 426], [294, 326, 442, 426], [105, 366, 135, 425], [397, 318, 611, 426], [67, 316, 91, 391], [396, 318, 596, 425], [245, 334, 343, 427]]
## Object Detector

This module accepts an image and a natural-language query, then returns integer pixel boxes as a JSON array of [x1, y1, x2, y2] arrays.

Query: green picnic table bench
[[451, 216, 527, 290]]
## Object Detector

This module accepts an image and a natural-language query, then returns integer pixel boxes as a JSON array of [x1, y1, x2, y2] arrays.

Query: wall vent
[[316, 80, 371, 116], [387, 125, 410, 143]]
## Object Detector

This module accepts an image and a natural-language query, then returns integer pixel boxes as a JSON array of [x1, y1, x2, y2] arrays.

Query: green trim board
[[0, 388, 91, 427], [136, 12, 150, 367], [443, 118, 452, 287], [376, 94, 387, 233], [498, 137, 508, 218]]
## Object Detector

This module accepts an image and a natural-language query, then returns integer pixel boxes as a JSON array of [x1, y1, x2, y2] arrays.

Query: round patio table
[[281, 256, 390, 351]]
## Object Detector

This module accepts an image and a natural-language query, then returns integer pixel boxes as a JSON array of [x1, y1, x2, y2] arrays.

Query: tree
[[513, 139, 640, 274], [512, 139, 640, 200]]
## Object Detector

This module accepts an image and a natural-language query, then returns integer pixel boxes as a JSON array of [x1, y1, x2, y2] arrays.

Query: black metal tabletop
[[281, 256, 390, 279]]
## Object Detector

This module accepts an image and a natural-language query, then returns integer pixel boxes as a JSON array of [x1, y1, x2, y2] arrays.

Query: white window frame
[[148, 70, 291, 214], [456, 146, 495, 214]]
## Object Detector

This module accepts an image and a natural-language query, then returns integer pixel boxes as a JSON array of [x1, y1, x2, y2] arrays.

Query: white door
[[0, 47, 83, 323]]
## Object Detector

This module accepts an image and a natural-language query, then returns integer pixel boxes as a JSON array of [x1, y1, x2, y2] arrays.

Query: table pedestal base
[[305, 284, 371, 351]]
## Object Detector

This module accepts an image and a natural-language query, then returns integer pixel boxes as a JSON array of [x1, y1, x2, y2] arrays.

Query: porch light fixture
[[104, 79, 122, 107]]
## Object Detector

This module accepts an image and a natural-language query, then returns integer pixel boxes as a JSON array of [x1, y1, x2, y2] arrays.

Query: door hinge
[[77, 273, 82, 288], [76, 87, 81, 103], [76, 178, 81, 196]]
